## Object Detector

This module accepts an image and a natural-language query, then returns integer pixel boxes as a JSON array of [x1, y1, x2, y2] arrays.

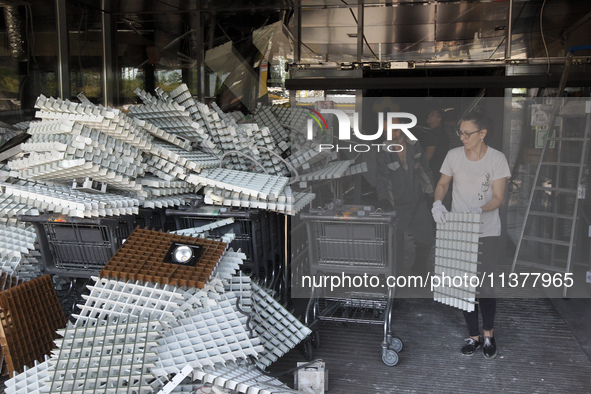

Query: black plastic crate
[[166, 206, 269, 278], [266, 212, 287, 290], [135, 207, 176, 232], [18, 213, 136, 278]]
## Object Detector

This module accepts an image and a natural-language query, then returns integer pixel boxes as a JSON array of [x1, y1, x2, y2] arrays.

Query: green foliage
[[0, 67, 19, 96], [156, 70, 182, 92]]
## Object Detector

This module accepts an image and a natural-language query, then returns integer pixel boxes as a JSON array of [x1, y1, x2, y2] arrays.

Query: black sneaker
[[461, 337, 481, 356], [483, 337, 497, 359]]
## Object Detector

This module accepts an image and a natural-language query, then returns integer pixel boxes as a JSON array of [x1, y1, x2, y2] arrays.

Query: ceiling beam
[[285, 74, 591, 90]]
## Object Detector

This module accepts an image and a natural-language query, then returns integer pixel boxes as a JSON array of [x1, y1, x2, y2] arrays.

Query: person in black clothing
[[422, 108, 450, 186], [376, 118, 435, 277]]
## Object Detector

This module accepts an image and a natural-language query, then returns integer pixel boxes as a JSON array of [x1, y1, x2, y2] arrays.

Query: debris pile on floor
[[3, 230, 308, 393], [0, 89, 376, 392]]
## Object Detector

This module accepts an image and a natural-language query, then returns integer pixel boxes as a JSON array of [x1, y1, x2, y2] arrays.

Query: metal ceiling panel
[[298, 5, 434, 53], [364, 24, 434, 43], [301, 25, 433, 44], [301, 0, 436, 6], [435, 2, 508, 23], [301, 42, 437, 59], [300, 5, 433, 27], [9, 0, 589, 72], [300, 8, 358, 27], [301, 36, 511, 61], [434, 2, 508, 41], [436, 21, 506, 41], [292, 0, 591, 62]]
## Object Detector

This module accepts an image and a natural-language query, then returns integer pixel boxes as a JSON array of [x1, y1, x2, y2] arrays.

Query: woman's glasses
[[456, 128, 484, 139]]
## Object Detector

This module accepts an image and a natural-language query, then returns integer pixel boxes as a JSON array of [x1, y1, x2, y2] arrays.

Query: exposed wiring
[[540, 0, 550, 75], [279, 123, 302, 134], [234, 293, 255, 339], [488, 36, 505, 60], [490, 1, 527, 60], [257, 146, 300, 185], [351, 150, 362, 162], [301, 41, 322, 58], [341, 0, 378, 60], [216, 21, 233, 43]]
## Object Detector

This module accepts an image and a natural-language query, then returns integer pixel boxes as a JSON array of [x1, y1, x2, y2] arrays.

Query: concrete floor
[[269, 297, 591, 393], [269, 236, 591, 393]]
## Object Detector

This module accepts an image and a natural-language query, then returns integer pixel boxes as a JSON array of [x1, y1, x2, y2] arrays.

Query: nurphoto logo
[[306, 109, 418, 152]]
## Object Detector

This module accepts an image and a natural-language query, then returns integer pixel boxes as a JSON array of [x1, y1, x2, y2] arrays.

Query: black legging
[[463, 236, 499, 337]]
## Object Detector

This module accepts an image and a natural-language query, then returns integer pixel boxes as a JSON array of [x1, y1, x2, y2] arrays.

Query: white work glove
[[468, 207, 482, 214], [431, 200, 448, 224]]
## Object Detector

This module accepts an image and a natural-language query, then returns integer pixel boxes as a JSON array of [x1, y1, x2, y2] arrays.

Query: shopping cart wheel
[[382, 349, 399, 366], [311, 329, 321, 349], [389, 337, 403, 352], [302, 338, 314, 361]]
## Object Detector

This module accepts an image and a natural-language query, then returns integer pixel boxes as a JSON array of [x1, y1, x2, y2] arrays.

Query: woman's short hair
[[461, 109, 491, 131]]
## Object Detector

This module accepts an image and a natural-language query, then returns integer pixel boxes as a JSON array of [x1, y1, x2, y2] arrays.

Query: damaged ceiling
[[1, 0, 590, 68], [290, 0, 591, 63]]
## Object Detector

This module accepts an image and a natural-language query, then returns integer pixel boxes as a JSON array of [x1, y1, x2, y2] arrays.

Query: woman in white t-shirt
[[431, 110, 511, 359]]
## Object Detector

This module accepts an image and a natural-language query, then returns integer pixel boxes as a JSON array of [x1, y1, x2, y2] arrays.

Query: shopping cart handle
[[300, 209, 396, 223]]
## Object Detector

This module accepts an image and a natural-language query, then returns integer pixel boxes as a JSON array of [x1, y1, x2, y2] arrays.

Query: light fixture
[[173, 245, 193, 263], [164, 242, 202, 267]]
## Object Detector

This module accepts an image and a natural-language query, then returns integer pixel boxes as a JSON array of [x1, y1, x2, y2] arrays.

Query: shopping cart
[[18, 213, 137, 278], [299, 204, 403, 366]]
